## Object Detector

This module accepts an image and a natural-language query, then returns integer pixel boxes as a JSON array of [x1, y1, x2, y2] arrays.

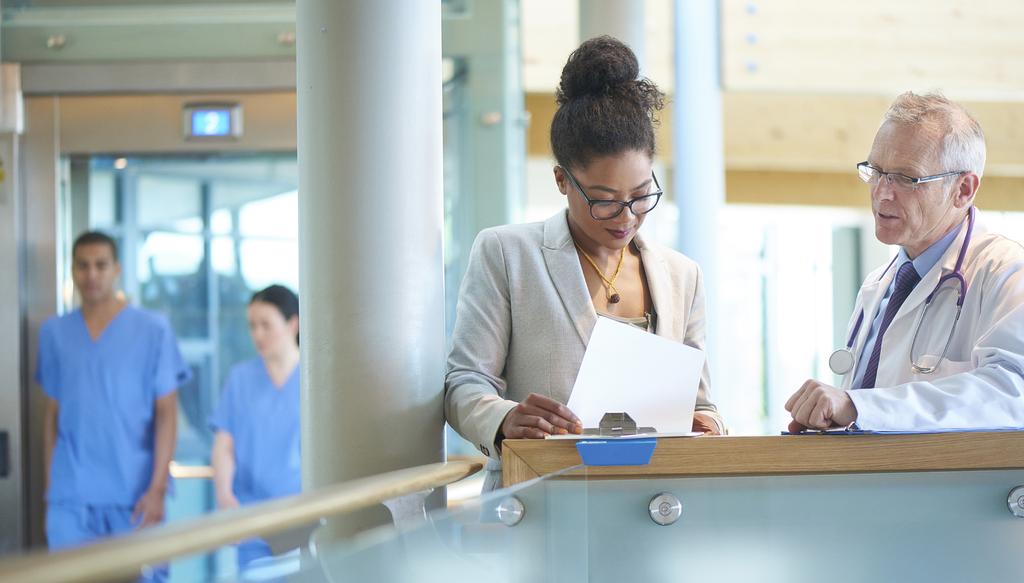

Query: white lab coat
[[842, 213, 1024, 430]]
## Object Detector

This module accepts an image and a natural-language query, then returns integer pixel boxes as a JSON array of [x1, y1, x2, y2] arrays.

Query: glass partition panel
[[573, 470, 1024, 582], [225, 466, 1024, 583], [199, 467, 589, 583]]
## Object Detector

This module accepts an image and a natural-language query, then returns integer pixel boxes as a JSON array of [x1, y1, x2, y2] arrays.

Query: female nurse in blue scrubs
[[209, 284, 301, 570]]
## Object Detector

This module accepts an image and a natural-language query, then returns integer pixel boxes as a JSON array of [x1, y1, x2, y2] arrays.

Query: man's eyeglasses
[[560, 166, 663, 220], [857, 161, 964, 192]]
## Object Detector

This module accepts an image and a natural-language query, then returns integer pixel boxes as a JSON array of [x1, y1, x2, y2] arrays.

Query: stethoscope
[[829, 206, 975, 376]]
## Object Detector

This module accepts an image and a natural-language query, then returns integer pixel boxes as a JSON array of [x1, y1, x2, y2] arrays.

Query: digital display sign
[[191, 109, 232, 137], [183, 103, 242, 139]]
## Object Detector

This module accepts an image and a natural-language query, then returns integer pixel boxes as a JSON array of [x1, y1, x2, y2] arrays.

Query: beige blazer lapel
[[633, 233, 677, 339], [541, 212, 596, 345]]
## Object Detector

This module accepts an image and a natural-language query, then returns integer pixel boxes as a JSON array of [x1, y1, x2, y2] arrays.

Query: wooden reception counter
[[501, 431, 1024, 486]]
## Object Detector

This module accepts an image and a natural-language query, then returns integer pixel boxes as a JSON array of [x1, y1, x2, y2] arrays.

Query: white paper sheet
[[566, 317, 704, 433]]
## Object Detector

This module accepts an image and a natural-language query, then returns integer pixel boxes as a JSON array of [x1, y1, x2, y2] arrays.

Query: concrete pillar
[[673, 0, 724, 409], [579, 0, 647, 70], [296, 0, 445, 537]]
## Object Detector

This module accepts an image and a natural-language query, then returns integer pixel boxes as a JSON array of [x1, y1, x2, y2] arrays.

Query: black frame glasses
[[560, 166, 663, 220], [857, 161, 965, 191]]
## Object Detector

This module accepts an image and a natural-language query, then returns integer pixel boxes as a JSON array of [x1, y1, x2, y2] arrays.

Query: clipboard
[[560, 412, 698, 466]]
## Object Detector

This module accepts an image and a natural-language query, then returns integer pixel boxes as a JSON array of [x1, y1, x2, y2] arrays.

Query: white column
[[296, 0, 445, 537], [579, 0, 647, 70], [673, 0, 724, 410]]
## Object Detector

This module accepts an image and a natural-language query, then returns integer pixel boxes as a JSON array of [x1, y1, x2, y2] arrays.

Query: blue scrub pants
[[238, 538, 289, 583], [47, 503, 168, 583], [237, 537, 273, 569]]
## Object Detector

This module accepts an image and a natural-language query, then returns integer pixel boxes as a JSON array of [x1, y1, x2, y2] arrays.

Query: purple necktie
[[860, 261, 921, 389]]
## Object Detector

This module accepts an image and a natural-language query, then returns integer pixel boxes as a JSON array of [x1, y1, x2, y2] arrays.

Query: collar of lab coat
[[846, 211, 984, 378], [860, 206, 987, 334], [541, 210, 676, 344], [889, 210, 985, 328]]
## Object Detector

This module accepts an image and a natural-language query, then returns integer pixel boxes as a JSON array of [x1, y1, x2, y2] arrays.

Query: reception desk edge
[[501, 432, 1024, 486]]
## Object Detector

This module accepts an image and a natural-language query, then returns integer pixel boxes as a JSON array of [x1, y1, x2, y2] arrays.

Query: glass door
[[61, 152, 298, 580]]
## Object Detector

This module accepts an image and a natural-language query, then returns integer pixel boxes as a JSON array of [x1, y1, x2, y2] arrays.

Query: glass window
[[137, 174, 203, 233], [239, 238, 299, 291], [237, 191, 298, 239], [211, 235, 236, 275], [210, 208, 232, 236], [87, 170, 116, 228], [138, 231, 207, 339]]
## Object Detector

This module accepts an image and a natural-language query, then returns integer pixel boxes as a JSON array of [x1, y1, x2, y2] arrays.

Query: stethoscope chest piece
[[829, 348, 855, 376]]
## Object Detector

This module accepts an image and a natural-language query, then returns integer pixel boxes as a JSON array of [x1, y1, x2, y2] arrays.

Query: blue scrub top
[[35, 305, 192, 506], [209, 358, 301, 505]]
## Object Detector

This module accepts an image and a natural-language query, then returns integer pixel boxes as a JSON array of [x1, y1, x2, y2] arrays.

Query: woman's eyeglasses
[[560, 166, 663, 220]]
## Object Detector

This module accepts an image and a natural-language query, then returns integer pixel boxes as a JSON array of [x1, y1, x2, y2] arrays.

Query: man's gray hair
[[883, 91, 987, 178]]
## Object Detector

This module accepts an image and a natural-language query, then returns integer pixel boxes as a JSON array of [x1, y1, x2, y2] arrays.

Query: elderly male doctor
[[786, 92, 1024, 432]]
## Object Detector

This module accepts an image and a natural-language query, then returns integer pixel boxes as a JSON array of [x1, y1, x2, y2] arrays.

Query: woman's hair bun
[[550, 35, 665, 169], [556, 35, 640, 104]]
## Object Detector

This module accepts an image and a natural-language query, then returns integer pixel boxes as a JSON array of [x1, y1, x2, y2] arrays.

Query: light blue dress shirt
[[851, 223, 964, 389]]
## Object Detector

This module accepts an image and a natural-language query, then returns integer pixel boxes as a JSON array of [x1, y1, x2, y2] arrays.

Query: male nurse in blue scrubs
[[37, 231, 191, 582]]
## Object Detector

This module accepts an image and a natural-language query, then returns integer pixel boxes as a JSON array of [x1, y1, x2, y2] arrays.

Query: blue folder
[[576, 437, 658, 466]]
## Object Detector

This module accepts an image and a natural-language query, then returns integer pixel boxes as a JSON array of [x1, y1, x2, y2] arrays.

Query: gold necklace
[[574, 242, 626, 304]]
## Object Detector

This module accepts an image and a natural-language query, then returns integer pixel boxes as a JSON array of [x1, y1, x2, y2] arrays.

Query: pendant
[[609, 293, 621, 304]]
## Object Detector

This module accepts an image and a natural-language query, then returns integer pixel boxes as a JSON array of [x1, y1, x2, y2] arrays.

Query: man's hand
[[501, 393, 583, 439], [692, 412, 721, 435], [785, 379, 858, 432], [216, 492, 241, 511], [132, 488, 166, 529]]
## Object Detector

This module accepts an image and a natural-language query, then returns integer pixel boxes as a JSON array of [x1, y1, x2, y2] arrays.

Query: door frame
[[19, 87, 297, 549]]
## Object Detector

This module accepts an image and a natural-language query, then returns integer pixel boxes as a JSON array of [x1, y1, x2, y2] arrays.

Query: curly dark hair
[[550, 35, 665, 171]]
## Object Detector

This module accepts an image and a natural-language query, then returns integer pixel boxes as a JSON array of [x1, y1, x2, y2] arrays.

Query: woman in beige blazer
[[445, 36, 724, 479]]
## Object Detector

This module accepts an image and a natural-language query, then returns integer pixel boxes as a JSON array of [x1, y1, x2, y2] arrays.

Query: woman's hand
[[692, 412, 721, 435], [501, 393, 584, 439]]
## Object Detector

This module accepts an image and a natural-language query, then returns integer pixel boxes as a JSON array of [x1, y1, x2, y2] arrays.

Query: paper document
[[566, 317, 704, 433]]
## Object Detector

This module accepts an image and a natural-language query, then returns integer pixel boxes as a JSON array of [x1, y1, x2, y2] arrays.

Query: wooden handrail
[[0, 460, 482, 583]]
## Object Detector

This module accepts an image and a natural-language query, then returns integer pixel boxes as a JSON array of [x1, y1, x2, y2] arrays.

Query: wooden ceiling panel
[[723, 91, 1024, 176], [722, 0, 1024, 98]]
